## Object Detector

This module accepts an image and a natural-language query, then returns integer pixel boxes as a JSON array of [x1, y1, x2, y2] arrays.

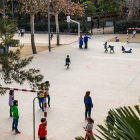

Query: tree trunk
[[127, 0, 140, 20], [55, 14, 59, 45], [30, 12, 37, 54]]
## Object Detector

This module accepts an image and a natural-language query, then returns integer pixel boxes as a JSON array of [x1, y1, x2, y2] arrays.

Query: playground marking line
[[20, 91, 129, 107], [125, 71, 140, 90], [0, 131, 52, 139]]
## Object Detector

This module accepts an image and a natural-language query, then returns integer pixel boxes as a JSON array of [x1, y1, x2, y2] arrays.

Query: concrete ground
[[0, 34, 140, 140]]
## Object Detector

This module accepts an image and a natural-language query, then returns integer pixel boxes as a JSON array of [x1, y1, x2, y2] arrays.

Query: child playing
[[83, 117, 94, 140], [132, 30, 136, 38], [50, 32, 53, 40], [115, 37, 119, 41], [123, 48, 132, 53], [104, 42, 108, 52], [65, 55, 71, 69], [12, 100, 21, 134], [38, 83, 45, 111], [44, 81, 50, 107], [121, 46, 125, 52], [9, 90, 14, 117], [38, 118, 47, 140]]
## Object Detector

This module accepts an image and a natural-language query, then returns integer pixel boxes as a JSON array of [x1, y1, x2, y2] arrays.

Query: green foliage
[[116, 21, 140, 33], [96, 106, 140, 139], [0, 18, 44, 95], [81, 1, 96, 14], [97, 0, 126, 14], [75, 106, 140, 140], [17, 21, 90, 33]]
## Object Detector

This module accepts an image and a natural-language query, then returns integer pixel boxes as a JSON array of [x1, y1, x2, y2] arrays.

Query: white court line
[[87, 56, 140, 61]]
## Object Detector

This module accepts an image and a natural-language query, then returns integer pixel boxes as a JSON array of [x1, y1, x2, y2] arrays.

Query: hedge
[[116, 21, 140, 33], [17, 22, 90, 33]]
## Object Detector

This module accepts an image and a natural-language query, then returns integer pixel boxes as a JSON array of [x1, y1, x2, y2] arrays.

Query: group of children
[[17, 29, 25, 37], [37, 81, 50, 111], [9, 90, 21, 134], [8, 81, 50, 139], [79, 34, 91, 49], [104, 42, 132, 53]]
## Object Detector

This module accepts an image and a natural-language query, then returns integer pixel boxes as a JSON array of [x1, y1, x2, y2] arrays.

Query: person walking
[[65, 55, 71, 69], [106, 111, 115, 133], [38, 118, 47, 140], [12, 100, 21, 134], [132, 30, 136, 38], [83, 117, 94, 140], [17, 29, 20, 37], [84, 91, 93, 120], [79, 35, 83, 49], [38, 83, 45, 112], [84, 34, 91, 49], [9, 90, 14, 117], [44, 81, 50, 107], [50, 32, 53, 40]]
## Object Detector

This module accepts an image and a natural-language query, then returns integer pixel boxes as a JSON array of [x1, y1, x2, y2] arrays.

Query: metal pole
[[33, 97, 37, 140], [44, 91, 47, 140], [11, 0, 14, 24], [33, 92, 44, 140], [68, 0, 70, 35], [2, 0, 7, 53], [86, 8, 87, 35], [48, 0, 51, 52]]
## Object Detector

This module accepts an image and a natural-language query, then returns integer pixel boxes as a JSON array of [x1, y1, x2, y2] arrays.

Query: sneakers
[[48, 104, 50, 107], [12, 128, 14, 131], [15, 131, 21, 134]]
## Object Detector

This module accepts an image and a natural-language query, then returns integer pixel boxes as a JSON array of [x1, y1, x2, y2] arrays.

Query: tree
[[19, 0, 48, 54], [75, 105, 140, 140], [0, 18, 44, 95], [49, 0, 84, 45], [127, 0, 140, 20], [97, 0, 126, 14], [81, 1, 96, 14]]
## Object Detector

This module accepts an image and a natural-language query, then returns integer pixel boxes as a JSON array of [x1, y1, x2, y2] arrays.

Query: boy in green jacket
[[12, 100, 21, 134]]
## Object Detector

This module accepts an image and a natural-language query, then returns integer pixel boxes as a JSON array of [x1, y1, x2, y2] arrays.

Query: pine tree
[[0, 18, 44, 95]]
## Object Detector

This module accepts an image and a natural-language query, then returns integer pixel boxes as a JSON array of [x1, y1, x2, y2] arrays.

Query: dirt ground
[[9, 43, 56, 58], [107, 34, 140, 43]]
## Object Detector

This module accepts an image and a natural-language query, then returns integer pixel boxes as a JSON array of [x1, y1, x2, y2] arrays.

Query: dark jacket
[[66, 58, 70, 63], [84, 97, 93, 108]]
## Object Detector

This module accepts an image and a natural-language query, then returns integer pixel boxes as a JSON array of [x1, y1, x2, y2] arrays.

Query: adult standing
[[9, 90, 14, 117], [79, 35, 83, 49], [84, 91, 93, 120], [84, 34, 91, 49], [12, 100, 21, 133]]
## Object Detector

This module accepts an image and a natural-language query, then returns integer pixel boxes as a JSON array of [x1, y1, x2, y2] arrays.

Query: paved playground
[[0, 34, 140, 140]]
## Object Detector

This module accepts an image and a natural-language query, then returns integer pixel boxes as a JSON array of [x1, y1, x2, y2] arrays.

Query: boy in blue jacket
[[84, 35, 91, 49]]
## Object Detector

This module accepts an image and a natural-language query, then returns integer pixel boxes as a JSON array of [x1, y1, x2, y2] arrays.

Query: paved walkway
[[0, 34, 140, 140], [14, 33, 79, 46]]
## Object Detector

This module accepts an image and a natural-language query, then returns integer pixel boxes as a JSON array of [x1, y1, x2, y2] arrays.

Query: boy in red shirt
[[38, 118, 46, 140]]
